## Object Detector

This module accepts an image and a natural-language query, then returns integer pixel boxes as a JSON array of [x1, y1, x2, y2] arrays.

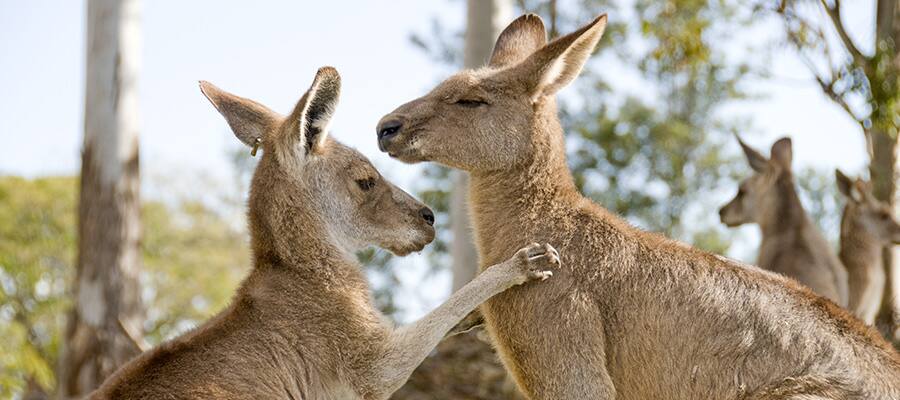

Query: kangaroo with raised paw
[[378, 13, 900, 400], [89, 67, 556, 400]]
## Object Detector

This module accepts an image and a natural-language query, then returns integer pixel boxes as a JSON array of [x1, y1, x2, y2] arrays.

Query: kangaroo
[[836, 170, 900, 325], [376, 14, 900, 399], [718, 136, 848, 306], [89, 67, 558, 400]]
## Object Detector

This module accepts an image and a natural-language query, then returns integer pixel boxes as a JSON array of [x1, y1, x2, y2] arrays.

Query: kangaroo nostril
[[377, 120, 403, 140], [419, 207, 435, 226]]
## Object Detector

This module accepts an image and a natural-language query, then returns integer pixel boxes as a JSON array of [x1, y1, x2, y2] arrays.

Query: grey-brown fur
[[88, 67, 557, 400], [837, 170, 900, 324], [378, 14, 900, 399], [719, 136, 849, 305]]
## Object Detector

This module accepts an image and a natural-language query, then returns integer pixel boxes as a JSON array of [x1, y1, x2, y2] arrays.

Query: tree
[[771, 0, 900, 342], [452, 0, 513, 290], [58, 0, 144, 395]]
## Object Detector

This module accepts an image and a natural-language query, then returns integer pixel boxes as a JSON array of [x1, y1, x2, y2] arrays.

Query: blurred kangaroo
[[719, 137, 848, 305], [377, 14, 900, 399], [89, 67, 557, 400], [836, 170, 900, 325]]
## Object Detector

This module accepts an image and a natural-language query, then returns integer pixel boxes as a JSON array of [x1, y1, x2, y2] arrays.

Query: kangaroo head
[[376, 14, 607, 173], [719, 137, 796, 228], [836, 170, 900, 245], [200, 67, 435, 258]]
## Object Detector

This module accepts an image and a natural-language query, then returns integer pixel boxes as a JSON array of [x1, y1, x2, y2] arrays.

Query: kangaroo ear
[[510, 14, 607, 99], [288, 66, 341, 154], [736, 136, 768, 173], [770, 137, 792, 169], [489, 14, 548, 68], [835, 169, 858, 201], [854, 178, 873, 202], [200, 81, 280, 149]]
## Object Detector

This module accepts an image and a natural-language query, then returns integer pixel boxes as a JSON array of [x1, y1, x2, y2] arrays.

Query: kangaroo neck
[[759, 175, 809, 238], [468, 108, 582, 265], [839, 213, 883, 271]]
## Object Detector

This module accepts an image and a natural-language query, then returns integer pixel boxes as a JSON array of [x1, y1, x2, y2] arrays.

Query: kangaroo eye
[[356, 178, 376, 191], [454, 98, 487, 108]]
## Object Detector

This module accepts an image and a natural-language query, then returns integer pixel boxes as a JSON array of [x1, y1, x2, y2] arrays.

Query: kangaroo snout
[[419, 207, 435, 226]]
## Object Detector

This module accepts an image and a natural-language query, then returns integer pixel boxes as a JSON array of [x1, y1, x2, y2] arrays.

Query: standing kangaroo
[[718, 136, 848, 306], [836, 170, 900, 325], [377, 14, 900, 399], [90, 67, 558, 400]]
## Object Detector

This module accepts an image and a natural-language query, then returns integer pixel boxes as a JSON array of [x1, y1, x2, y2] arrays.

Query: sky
[[0, 0, 876, 317]]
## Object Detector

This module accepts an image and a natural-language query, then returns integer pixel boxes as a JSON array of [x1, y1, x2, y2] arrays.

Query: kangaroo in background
[[377, 14, 900, 399], [718, 136, 848, 305], [90, 67, 557, 400], [836, 170, 900, 325]]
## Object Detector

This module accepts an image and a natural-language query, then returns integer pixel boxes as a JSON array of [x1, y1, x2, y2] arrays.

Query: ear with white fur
[[199, 81, 280, 149], [288, 66, 341, 154], [510, 14, 607, 99]]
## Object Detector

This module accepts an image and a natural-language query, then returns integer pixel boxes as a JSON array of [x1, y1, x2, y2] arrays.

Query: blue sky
[[0, 1, 877, 317]]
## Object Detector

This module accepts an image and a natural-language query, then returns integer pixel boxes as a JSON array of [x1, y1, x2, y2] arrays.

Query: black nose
[[377, 119, 403, 149], [419, 207, 435, 226]]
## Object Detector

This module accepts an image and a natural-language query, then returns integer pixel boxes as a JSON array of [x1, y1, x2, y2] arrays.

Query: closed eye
[[454, 98, 488, 108], [356, 178, 376, 191]]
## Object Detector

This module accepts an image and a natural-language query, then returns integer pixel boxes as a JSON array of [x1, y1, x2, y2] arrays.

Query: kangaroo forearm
[[400, 263, 512, 339], [373, 263, 515, 392]]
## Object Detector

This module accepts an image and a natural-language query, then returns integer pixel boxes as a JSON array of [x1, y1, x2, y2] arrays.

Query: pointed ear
[[835, 169, 857, 201], [854, 179, 873, 202], [199, 81, 280, 148], [510, 14, 607, 99], [287, 67, 341, 154], [736, 136, 768, 173], [489, 14, 548, 68], [770, 137, 792, 169]]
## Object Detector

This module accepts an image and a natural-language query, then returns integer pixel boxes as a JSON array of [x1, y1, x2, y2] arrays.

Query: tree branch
[[819, 0, 870, 69]]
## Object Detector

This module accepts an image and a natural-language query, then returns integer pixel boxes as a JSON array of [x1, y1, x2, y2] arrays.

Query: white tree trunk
[[59, 0, 143, 396], [451, 0, 512, 291]]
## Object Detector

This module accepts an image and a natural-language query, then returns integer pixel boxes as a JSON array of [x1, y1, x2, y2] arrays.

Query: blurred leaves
[[0, 175, 250, 396], [0, 176, 74, 398]]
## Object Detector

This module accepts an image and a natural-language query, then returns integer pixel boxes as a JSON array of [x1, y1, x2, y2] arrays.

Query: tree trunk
[[451, 0, 512, 291], [871, 0, 900, 346], [872, 129, 900, 345], [394, 2, 520, 399], [58, 0, 143, 396]]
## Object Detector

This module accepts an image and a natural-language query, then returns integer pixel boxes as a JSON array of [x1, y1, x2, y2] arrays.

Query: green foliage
[[0, 176, 75, 398], [567, 0, 757, 251], [0, 175, 250, 397], [772, 0, 899, 137], [142, 199, 249, 343]]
